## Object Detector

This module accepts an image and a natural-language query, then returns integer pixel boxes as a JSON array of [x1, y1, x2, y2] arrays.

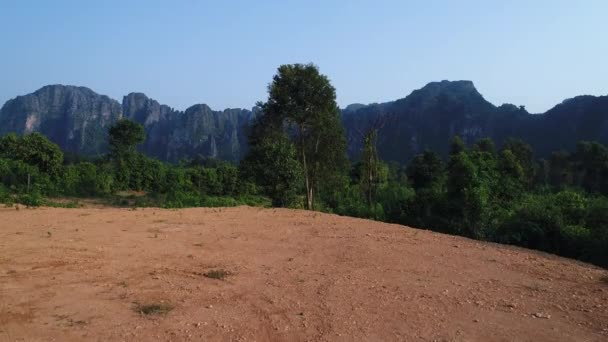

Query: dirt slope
[[0, 206, 606, 341]]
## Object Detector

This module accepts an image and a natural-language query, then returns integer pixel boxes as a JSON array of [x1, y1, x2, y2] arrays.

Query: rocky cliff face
[[341, 80, 608, 163], [121, 92, 179, 161], [120, 93, 254, 162], [0, 86, 254, 162], [1, 82, 606, 163], [168, 105, 253, 162], [0, 85, 122, 155]]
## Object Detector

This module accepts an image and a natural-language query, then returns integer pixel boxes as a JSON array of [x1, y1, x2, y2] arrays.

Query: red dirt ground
[[0, 206, 607, 341]]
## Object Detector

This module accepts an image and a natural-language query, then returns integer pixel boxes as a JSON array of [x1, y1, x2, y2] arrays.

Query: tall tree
[[360, 128, 384, 208], [572, 141, 608, 195], [0, 132, 64, 177], [108, 119, 146, 158], [239, 132, 302, 207], [108, 119, 146, 189], [449, 135, 466, 157], [254, 63, 347, 210], [406, 150, 445, 191], [473, 138, 496, 154], [502, 138, 534, 186]]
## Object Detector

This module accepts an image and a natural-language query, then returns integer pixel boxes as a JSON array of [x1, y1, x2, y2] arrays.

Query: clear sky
[[1, 0, 607, 113]]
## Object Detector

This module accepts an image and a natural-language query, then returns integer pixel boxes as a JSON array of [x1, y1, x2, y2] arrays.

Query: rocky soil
[[0, 206, 607, 341]]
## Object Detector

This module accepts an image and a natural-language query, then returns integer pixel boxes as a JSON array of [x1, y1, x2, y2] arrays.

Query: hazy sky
[[1, 0, 607, 113]]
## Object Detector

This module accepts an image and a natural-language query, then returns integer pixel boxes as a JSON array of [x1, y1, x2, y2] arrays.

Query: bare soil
[[0, 206, 607, 341]]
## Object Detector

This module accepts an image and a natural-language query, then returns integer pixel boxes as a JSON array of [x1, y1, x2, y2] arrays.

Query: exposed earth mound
[[0, 206, 606, 341]]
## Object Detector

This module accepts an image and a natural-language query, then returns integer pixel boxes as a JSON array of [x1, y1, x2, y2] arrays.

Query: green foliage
[[376, 182, 415, 223], [554, 190, 587, 226], [406, 150, 444, 191], [59, 162, 114, 197], [331, 183, 371, 218], [446, 151, 488, 237], [497, 149, 525, 202], [585, 197, 608, 266], [473, 138, 496, 154], [494, 190, 600, 263], [0, 183, 13, 204], [360, 129, 384, 208], [449, 135, 466, 156], [240, 134, 302, 207], [496, 194, 563, 251], [502, 138, 535, 186], [17, 191, 45, 207], [253, 63, 348, 210], [108, 119, 146, 157], [0, 133, 64, 177], [572, 141, 608, 195], [559, 225, 592, 259]]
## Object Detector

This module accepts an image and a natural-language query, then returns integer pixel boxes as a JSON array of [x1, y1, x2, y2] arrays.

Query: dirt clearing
[[0, 206, 606, 341]]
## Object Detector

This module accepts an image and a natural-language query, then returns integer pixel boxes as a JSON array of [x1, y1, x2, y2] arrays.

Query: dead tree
[[354, 112, 395, 209]]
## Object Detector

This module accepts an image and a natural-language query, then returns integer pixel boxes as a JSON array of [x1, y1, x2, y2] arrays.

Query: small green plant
[[45, 200, 80, 208], [203, 269, 230, 280], [17, 192, 44, 207], [135, 302, 174, 315]]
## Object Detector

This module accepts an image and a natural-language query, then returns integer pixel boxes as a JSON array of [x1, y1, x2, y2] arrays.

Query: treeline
[[329, 137, 608, 268], [0, 63, 606, 268], [0, 123, 268, 208]]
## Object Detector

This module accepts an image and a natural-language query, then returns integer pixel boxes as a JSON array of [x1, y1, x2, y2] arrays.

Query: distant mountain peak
[[416, 80, 480, 96], [343, 103, 366, 113]]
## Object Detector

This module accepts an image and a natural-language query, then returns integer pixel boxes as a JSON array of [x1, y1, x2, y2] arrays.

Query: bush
[[0, 184, 13, 204], [17, 191, 45, 207], [559, 225, 592, 259], [554, 190, 587, 226], [375, 183, 414, 222], [495, 195, 563, 252], [239, 134, 302, 207], [586, 198, 608, 267]]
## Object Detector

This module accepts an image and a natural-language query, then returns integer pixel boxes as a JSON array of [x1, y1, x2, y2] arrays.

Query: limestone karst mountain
[[1, 82, 606, 163]]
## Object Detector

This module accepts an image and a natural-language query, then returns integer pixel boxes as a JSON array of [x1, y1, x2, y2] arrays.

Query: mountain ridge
[[1, 81, 607, 163]]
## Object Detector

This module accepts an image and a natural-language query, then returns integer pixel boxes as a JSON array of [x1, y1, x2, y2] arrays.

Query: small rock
[[473, 319, 479, 323], [207, 305, 213, 309], [532, 312, 551, 319]]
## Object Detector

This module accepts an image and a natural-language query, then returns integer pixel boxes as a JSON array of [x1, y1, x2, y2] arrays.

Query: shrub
[[559, 225, 592, 259], [0, 184, 13, 204], [496, 195, 563, 252], [135, 303, 174, 316], [17, 191, 45, 207]]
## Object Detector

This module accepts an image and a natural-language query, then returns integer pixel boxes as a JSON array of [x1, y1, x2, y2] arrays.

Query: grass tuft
[[203, 269, 230, 280], [135, 302, 174, 316]]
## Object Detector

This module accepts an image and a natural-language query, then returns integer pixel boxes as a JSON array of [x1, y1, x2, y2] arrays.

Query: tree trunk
[[368, 153, 373, 207], [300, 124, 313, 210], [307, 186, 314, 211]]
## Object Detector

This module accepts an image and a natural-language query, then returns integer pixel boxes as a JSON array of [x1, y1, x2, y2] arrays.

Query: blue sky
[[1, 0, 607, 113]]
